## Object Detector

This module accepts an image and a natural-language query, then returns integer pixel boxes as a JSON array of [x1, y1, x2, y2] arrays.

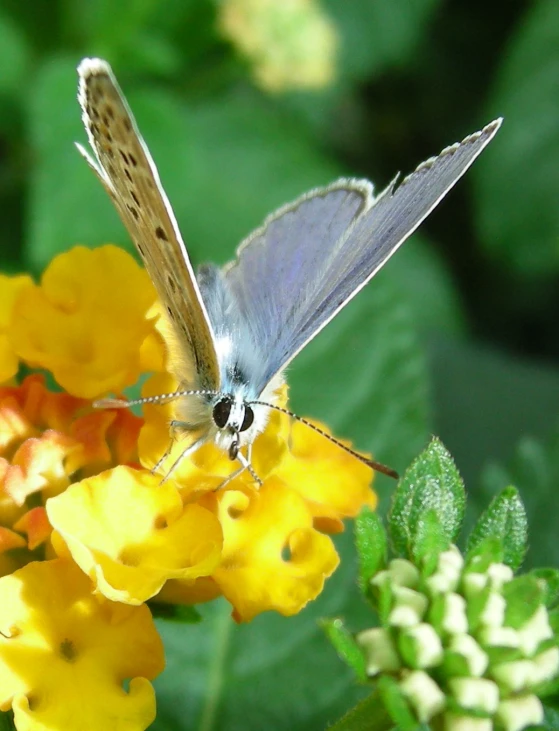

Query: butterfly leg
[[151, 436, 176, 476], [215, 444, 262, 490], [160, 433, 208, 484]]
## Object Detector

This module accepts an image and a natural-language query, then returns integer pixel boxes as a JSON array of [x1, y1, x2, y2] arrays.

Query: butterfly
[[76, 58, 501, 484]]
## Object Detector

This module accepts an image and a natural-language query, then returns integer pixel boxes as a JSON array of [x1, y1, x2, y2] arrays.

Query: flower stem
[[328, 690, 393, 731]]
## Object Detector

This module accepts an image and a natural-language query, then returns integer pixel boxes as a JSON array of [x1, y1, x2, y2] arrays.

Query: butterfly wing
[[77, 58, 220, 393], [224, 119, 502, 395]]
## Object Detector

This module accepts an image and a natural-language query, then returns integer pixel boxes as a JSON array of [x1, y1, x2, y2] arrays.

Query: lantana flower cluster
[[218, 0, 338, 92], [0, 244, 376, 730]]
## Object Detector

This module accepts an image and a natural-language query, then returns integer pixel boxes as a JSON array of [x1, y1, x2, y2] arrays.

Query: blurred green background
[[1, 0, 559, 728]]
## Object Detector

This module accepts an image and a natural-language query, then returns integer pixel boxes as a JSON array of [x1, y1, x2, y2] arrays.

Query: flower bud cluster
[[357, 546, 559, 731]]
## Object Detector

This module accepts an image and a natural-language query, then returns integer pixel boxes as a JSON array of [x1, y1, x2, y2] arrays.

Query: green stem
[[197, 603, 232, 731], [328, 690, 393, 731]]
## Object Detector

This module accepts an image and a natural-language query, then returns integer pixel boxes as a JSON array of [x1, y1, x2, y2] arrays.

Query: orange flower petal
[[13, 507, 51, 550]]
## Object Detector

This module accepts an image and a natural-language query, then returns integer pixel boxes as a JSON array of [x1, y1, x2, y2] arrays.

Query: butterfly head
[[212, 393, 256, 460]]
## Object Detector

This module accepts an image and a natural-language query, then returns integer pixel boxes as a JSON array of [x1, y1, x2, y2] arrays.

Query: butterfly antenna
[[93, 389, 220, 409], [249, 400, 399, 480]]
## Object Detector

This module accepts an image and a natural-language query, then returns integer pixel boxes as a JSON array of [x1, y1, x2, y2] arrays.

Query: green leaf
[[27, 56, 124, 270], [480, 430, 559, 570], [0, 712, 15, 731], [503, 575, 546, 628], [152, 530, 374, 731], [530, 569, 559, 608], [322, 618, 367, 682], [0, 11, 30, 98], [148, 602, 202, 624], [466, 486, 527, 572], [355, 507, 387, 597], [474, 0, 559, 273], [543, 704, 559, 729], [433, 338, 559, 495], [465, 536, 505, 572], [376, 676, 418, 731], [411, 508, 449, 572], [327, 690, 394, 731], [323, 0, 439, 82], [388, 438, 465, 558]]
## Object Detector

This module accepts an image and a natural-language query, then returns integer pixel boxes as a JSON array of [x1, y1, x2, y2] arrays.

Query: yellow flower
[[156, 478, 340, 622], [0, 559, 164, 731], [219, 0, 338, 92], [136, 369, 375, 619], [47, 465, 223, 604], [9, 246, 161, 399], [210, 478, 339, 622], [0, 274, 33, 384], [275, 417, 376, 532], [2, 241, 378, 628]]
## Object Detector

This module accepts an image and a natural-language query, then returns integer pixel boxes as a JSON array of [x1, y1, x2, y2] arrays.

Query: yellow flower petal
[[0, 274, 33, 383], [10, 245, 157, 399], [47, 466, 223, 604], [210, 477, 339, 621], [0, 559, 163, 731], [276, 417, 376, 528]]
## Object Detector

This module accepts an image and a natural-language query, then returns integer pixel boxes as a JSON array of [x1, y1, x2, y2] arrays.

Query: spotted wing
[[77, 58, 220, 393], [225, 119, 502, 396]]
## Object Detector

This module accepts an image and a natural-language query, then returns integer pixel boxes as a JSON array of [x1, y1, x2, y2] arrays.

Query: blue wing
[[224, 119, 502, 396]]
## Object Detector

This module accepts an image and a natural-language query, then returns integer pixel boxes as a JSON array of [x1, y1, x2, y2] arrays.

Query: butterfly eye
[[213, 398, 232, 429], [240, 406, 254, 432]]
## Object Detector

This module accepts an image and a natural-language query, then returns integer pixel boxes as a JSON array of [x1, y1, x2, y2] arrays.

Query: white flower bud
[[440, 593, 468, 635], [370, 569, 390, 588], [448, 677, 499, 713], [426, 571, 458, 594], [356, 627, 400, 676], [444, 712, 492, 730], [479, 591, 506, 627], [399, 623, 443, 668], [491, 659, 534, 692], [486, 562, 514, 588], [388, 558, 420, 588], [462, 572, 488, 597], [448, 634, 489, 677], [425, 548, 463, 594], [497, 695, 544, 731], [400, 670, 446, 722], [478, 625, 520, 648], [517, 605, 553, 656], [389, 586, 429, 628], [438, 546, 464, 575], [530, 647, 559, 686]]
